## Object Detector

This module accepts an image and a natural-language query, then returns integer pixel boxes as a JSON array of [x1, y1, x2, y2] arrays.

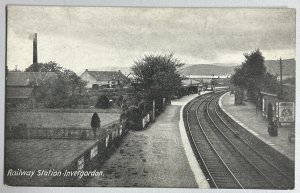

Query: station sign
[[119, 125, 123, 135], [106, 134, 110, 147], [78, 156, 84, 171], [142, 114, 150, 128], [90, 146, 98, 159], [278, 102, 294, 123]]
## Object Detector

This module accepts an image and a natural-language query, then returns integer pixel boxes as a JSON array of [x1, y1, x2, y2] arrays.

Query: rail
[[213, 94, 294, 188], [184, 91, 294, 189], [184, 91, 242, 188]]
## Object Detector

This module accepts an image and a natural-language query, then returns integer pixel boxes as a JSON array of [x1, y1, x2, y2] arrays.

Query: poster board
[[278, 102, 295, 123]]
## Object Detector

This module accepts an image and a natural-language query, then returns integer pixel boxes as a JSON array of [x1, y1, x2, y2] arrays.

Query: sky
[[7, 6, 296, 74]]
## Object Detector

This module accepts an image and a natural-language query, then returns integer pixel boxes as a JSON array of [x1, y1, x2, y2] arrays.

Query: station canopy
[[181, 79, 201, 87]]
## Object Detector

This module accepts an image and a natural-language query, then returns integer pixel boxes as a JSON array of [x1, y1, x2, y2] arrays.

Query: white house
[[81, 69, 129, 88]]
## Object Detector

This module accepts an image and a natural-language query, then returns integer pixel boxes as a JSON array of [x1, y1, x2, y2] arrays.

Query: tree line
[[23, 53, 184, 109], [231, 49, 279, 104], [25, 61, 88, 108]]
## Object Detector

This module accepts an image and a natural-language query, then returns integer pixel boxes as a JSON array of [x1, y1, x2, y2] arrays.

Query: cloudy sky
[[7, 6, 295, 74]]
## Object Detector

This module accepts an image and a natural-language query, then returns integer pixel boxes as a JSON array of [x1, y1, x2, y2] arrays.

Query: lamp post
[[277, 57, 283, 128], [279, 57, 283, 99]]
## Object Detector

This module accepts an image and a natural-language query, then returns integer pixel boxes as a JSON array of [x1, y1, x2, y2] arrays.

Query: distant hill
[[180, 64, 237, 76], [180, 59, 296, 77], [264, 59, 295, 77], [80, 58, 295, 78]]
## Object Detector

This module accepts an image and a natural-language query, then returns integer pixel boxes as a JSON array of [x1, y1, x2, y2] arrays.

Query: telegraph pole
[[276, 58, 283, 128], [279, 57, 283, 99]]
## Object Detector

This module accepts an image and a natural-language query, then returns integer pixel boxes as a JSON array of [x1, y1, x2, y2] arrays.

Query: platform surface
[[86, 93, 210, 188], [219, 92, 295, 161]]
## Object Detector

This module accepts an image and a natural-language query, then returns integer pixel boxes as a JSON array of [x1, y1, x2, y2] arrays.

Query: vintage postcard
[[4, 6, 295, 189]]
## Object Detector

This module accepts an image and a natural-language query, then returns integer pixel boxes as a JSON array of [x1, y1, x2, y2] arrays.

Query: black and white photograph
[[3, 5, 296, 190]]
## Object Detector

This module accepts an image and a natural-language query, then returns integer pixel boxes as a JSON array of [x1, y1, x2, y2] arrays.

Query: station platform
[[219, 92, 295, 161], [86, 93, 210, 188]]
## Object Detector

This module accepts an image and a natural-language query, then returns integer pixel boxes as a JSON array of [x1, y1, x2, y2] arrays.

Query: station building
[[260, 83, 295, 127], [181, 79, 201, 94]]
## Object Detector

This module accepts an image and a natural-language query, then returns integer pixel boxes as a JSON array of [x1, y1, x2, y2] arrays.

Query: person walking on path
[[91, 112, 101, 139]]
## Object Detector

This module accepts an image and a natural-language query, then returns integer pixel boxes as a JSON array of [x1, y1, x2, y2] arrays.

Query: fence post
[[27, 127, 30, 139], [153, 99, 155, 121]]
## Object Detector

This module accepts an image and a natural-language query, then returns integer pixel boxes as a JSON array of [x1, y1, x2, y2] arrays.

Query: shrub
[[91, 112, 100, 138], [91, 112, 101, 128], [77, 96, 90, 105], [117, 95, 124, 108], [138, 101, 146, 115], [63, 96, 78, 108], [96, 95, 110, 109], [124, 106, 143, 130]]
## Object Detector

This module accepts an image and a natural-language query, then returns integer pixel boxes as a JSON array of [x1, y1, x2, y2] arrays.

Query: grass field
[[5, 139, 97, 186], [6, 112, 120, 128], [4, 111, 120, 185]]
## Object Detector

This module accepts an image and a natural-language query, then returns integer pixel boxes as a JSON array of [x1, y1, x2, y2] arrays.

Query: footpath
[[86, 93, 210, 188], [219, 92, 295, 161]]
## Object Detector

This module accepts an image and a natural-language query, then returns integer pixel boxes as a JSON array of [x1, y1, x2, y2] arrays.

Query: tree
[[131, 53, 184, 101], [25, 61, 63, 72], [26, 61, 87, 108], [30, 72, 66, 107], [125, 106, 143, 130], [231, 49, 266, 102], [91, 112, 100, 138], [96, 95, 110, 109], [263, 73, 279, 94], [63, 69, 87, 95], [283, 77, 295, 85]]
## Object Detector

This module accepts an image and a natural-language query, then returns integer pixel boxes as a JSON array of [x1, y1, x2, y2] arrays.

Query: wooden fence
[[6, 121, 119, 140], [5, 97, 169, 186], [6, 108, 121, 113], [50, 121, 126, 186], [50, 106, 162, 186]]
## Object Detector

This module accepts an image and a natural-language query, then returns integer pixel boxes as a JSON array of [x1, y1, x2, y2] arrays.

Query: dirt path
[[86, 105, 198, 188]]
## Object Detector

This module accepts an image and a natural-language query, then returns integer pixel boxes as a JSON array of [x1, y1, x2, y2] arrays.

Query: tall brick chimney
[[33, 33, 38, 64]]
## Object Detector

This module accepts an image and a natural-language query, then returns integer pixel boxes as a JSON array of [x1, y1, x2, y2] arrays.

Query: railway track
[[183, 91, 294, 189]]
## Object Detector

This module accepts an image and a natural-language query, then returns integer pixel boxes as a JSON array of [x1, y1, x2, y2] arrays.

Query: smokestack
[[33, 33, 38, 64]]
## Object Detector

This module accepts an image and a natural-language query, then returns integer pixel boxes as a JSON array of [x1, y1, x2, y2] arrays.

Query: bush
[[117, 95, 124, 108], [124, 106, 143, 130], [91, 112, 101, 128], [138, 101, 145, 114], [96, 95, 110, 109], [62, 96, 78, 108], [77, 96, 90, 105], [91, 112, 100, 138]]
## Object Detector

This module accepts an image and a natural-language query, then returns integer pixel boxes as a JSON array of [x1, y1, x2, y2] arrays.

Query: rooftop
[[6, 72, 56, 86], [82, 70, 129, 82]]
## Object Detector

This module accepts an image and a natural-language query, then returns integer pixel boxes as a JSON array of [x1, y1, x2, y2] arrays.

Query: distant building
[[81, 69, 129, 89], [187, 75, 230, 89], [181, 79, 201, 87], [6, 71, 55, 108]]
